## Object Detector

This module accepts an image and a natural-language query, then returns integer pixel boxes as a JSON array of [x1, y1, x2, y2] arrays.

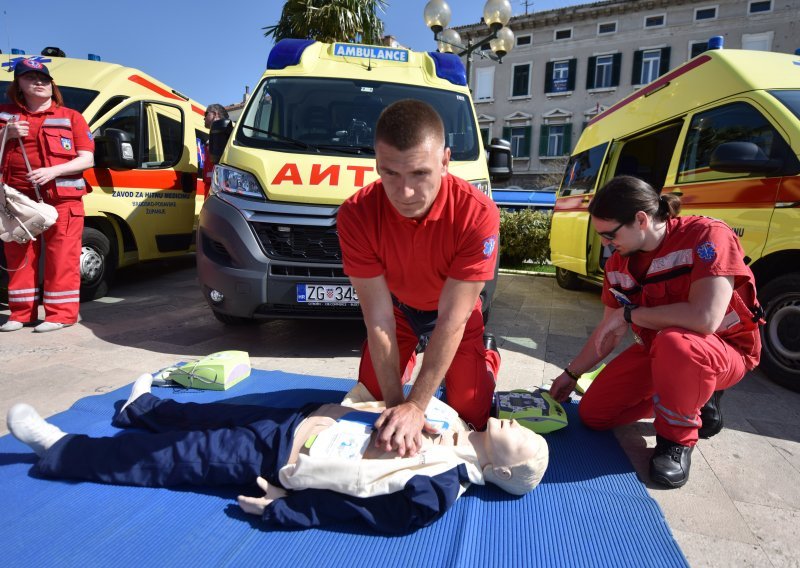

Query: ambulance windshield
[[0, 82, 99, 114], [237, 77, 480, 161], [770, 90, 800, 121]]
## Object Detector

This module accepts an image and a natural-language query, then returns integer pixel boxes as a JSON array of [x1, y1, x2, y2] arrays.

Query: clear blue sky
[[2, 1, 576, 107]]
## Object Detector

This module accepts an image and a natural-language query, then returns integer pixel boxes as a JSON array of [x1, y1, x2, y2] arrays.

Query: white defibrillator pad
[[308, 411, 376, 460]]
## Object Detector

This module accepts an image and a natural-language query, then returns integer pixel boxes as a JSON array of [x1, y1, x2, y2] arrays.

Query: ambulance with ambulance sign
[[197, 39, 511, 324], [1, 49, 206, 300], [549, 42, 800, 391]]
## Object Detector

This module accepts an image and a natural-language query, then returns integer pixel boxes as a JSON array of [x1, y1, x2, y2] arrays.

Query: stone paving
[[1, 258, 798, 567]]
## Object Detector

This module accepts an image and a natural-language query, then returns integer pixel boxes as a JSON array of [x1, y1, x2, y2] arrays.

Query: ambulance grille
[[252, 223, 342, 262], [270, 265, 347, 278]]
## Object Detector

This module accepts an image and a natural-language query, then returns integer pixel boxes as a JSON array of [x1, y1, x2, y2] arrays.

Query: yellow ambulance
[[197, 40, 511, 324], [1, 50, 207, 300], [549, 43, 800, 391]]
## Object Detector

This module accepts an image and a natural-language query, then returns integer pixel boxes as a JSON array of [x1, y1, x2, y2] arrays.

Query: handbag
[[0, 119, 59, 244]]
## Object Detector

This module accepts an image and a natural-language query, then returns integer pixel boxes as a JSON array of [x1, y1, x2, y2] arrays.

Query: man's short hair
[[375, 99, 444, 150], [205, 103, 229, 119], [482, 428, 549, 495]]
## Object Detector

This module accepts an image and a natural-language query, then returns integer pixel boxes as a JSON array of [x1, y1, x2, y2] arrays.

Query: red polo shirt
[[338, 173, 500, 311]]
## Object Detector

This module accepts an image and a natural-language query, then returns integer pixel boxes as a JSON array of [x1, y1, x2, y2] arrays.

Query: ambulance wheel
[[212, 309, 261, 326], [556, 267, 581, 290], [80, 227, 116, 302], [758, 274, 800, 392]]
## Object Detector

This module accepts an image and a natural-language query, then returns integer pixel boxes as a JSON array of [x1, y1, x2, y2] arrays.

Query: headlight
[[470, 178, 491, 196], [211, 165, 265, 200]]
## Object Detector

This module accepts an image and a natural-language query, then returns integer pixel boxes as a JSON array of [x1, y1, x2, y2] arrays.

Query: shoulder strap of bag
[[0, 116, 45, 203]]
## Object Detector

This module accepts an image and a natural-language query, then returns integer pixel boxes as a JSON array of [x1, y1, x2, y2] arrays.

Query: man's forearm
[[631, 302, 721, 335], [365, 322, 405, 406], [406, 318, 467, 409]]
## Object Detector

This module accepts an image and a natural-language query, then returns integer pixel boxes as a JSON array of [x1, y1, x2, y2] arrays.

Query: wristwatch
[[623, 304, 638, 324]]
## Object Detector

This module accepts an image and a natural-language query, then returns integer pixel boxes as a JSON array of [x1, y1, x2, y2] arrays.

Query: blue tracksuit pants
[[37, 393, 314, 488]]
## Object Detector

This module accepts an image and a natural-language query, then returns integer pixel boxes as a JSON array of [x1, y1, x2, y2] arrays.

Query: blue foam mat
[[1, 369, 688, 568]]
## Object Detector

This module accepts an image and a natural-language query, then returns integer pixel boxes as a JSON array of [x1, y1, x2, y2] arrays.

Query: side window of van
[[678, 102, 793, 183], [143, 103, 183, 168], [559, 142, 608, 196]]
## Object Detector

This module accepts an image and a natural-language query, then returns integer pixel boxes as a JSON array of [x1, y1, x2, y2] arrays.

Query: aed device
[[493, 389, 568, 434], [156, 351, 251, 390]]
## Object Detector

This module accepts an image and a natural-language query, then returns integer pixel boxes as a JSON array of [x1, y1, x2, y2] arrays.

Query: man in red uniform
[[337, 99, 500, 458], [0, 58, 94, 332], [550, 176, 762, 488]]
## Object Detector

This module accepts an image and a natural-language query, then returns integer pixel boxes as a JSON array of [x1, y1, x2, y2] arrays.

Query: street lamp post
[[423, 0, 515, 88]]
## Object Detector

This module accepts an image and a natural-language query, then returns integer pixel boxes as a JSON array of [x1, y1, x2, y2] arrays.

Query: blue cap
[[14, 58, 52, 79]]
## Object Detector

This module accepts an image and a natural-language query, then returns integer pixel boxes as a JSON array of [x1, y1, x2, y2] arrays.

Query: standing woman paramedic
[[0, 58, 94, 333]]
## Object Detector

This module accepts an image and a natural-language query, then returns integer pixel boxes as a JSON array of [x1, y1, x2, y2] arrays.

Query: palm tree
[[264, 0, 389, 45]]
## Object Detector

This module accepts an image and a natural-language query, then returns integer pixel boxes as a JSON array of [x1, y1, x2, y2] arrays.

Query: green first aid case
[[493, 389, 568, 434], [165, 351, 251, 390]]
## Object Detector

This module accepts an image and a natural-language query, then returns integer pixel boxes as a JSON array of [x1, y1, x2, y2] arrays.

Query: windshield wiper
[[240, 125, 319, 151], [315, 144, 375, 155]]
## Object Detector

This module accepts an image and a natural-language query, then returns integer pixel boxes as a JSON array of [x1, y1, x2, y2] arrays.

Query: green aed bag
[[162, 351, 251, 390], [493, 389, 568, 434]]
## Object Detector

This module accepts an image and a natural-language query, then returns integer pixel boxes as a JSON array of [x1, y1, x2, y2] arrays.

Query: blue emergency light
[[88, 54, 101, 61], [708, 36, 724, 50], [427, 51, 467, 86], [11, 48, 25, 55], [267, 39, 315, 70]]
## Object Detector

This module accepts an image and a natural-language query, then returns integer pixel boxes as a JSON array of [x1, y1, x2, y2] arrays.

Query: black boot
[[649, 435, 693, 488], [698, 390, 724, 439]]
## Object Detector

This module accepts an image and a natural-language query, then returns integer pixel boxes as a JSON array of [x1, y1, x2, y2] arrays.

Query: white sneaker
[[0, 321, 23, 332], [33, 322, 71, 333], [6, 404, 66, 457]]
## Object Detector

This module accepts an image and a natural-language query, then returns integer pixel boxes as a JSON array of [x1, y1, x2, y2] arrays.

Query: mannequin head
[[479, 418, 549, 495]]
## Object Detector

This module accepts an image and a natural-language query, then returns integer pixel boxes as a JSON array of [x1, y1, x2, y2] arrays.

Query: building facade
[[455, 0, 798, 188]]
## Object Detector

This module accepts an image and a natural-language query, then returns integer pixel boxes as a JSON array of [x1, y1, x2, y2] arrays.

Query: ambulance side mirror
[[209, 119, 233, 164], [94, 128, 137, 170], [709, 142, 783, 174], [488, 138, 513, 183]]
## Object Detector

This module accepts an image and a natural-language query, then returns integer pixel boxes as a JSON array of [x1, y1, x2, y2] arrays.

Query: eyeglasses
[[597, 221, 627, 241]]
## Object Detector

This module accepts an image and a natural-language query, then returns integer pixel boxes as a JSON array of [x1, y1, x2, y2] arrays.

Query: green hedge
[[499, 209, 551, 266]]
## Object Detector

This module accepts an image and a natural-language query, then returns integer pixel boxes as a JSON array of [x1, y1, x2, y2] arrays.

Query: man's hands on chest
[[373, 401, 440, 457]]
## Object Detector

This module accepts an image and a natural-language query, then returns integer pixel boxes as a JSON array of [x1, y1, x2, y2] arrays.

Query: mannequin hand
[[4, 120, 29, 138], [27, 167, 60, 186], [237, 476, 287, 516], [549, 373, 577, 403]]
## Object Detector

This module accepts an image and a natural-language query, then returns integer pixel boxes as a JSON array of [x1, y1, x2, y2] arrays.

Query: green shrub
[[499, 209, 551, 266]]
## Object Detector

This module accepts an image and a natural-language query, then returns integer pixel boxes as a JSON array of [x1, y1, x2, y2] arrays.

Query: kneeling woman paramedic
[[0, 58, 94, 333]]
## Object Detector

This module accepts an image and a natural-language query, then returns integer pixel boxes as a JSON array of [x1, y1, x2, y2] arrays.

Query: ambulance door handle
[[669, 189, 683, 197]]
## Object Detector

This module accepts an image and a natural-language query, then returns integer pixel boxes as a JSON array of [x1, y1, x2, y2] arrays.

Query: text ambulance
[[0, 50, 207, 300], [198, 39, 511, 324], [549, 43, 800, 391]]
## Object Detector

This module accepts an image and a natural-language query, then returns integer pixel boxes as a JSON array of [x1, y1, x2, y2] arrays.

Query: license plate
[[296, 284, 359, 306]]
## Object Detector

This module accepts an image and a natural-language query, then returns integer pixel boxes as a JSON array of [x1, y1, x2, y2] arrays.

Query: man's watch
[[623, 304, 638, 324]]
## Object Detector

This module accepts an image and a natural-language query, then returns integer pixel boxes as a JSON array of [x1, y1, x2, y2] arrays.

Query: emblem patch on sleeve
[[482, 236, 497, 257], [696, 241, 717, 262]]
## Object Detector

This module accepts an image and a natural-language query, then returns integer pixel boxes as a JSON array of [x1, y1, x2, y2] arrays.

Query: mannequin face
[[483, 418, 539, 468]]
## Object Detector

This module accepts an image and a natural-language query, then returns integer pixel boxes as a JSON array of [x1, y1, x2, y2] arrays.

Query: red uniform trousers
[[579, 327, 747, 446], [358, 304, 500, 430], [4, 198, 84, 324]]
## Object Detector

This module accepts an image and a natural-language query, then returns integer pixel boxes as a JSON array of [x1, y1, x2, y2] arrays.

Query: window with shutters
[[595, 55, 614, 88], [539, 123, 572, 157], [632, 47, 670, 86], [546, 59, 576, 94], [502, 121, 532, 158]]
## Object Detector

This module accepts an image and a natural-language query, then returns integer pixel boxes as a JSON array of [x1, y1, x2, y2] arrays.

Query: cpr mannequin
[[7, 378, 549, 533]]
